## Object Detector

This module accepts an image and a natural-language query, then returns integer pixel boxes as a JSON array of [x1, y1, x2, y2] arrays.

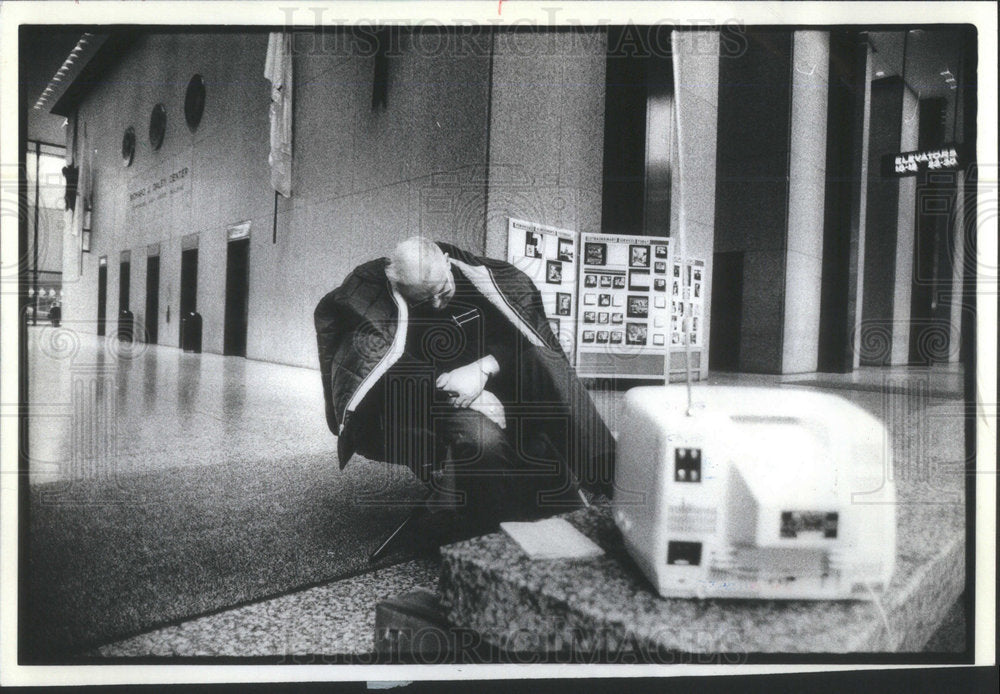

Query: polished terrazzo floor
[[91, 559, 441, 658], [24, 327, 967, 657]]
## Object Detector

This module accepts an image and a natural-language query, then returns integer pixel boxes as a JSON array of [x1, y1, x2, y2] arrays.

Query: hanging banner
[[265, 31, 294, 197]]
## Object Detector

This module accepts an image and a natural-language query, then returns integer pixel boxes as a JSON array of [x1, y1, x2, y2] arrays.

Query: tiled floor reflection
[[27, 326, 333, 485]]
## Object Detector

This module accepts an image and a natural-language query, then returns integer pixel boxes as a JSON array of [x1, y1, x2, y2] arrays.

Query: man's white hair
[[385, 236, 447, 289]]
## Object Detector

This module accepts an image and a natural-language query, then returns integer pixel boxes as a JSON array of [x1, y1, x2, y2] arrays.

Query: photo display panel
[[506, 218, 579, 362], [671, 258, 706, 349], [576, 233, 672, 377]]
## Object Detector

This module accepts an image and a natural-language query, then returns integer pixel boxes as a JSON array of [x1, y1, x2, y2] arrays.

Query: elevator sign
[[882, 143, 964, 177]]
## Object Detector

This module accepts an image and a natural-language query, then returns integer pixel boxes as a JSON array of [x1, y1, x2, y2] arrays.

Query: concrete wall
[[782, 31, 830, 373], [66, 30, 495, 368], [70, 32, 272, 349], [63, 29, 612, 371], [483, 30, 608, 260], [270, 29, 492, 367]]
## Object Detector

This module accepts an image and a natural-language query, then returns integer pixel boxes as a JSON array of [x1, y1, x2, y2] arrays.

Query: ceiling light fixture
[[38, 33, 99, 114]]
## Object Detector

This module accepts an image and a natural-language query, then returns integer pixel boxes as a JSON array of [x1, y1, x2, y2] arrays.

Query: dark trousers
[[385, 404, 576, 531], [377, 345, 613, 529]]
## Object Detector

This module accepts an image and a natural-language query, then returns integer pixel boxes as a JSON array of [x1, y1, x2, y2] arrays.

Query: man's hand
[[437, 355, 499, 408]]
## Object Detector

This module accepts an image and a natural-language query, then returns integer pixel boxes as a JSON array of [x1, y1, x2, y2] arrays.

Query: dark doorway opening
[[119, 261, 131, 312], [223, 238, 250, 357], [145, 255, 160, 344], [709, 251, 743, 372], [118, 259, 133, 342], [97, 263, 108, 336], [179, 248, 198, 344]]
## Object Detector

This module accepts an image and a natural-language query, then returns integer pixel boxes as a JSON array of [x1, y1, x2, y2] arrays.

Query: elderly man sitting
[[315, 237, 615, 537]]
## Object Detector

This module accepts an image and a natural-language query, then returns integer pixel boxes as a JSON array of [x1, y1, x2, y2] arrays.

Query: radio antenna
[[671, 30, 695, 417]]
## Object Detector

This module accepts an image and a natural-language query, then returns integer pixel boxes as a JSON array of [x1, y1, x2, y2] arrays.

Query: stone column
[[891, 85, 920, 364], [947, 169, 965, 362], [782, 31, 830, 373], [848, 39, 874, 370], [670, 30, 720, 380]]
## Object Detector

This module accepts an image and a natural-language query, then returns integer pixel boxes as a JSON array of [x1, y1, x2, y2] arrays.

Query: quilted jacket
[[313, 242, 615, 491]]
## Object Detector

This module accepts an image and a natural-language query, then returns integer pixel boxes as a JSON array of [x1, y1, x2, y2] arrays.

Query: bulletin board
[[667, 257, 707, 380], [573, 233, 708, 380], [506, 218, 579, 362], [574, 233, 673, 379]]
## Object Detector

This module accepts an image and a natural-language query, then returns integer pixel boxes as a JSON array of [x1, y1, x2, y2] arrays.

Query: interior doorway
[[145, 255, 160, 344], [709, 251, 744, 372], [223, 238, 250, 357], [119, 260, 131, 313], [179, 248, 198, 343], [97, 261, 107, 336]]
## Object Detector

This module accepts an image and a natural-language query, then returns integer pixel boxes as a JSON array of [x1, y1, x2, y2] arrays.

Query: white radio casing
[[612, 385, 896, 600]]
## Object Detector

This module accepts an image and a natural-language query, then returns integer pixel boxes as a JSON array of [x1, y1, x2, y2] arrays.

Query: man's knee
[[437, 411, 510, 467]]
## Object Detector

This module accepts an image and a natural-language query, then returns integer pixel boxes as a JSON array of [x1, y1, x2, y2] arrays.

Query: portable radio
[[612, 385, 896, 600]]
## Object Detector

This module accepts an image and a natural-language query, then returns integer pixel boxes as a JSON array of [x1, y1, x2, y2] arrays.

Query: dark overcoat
[[313, 242, 615, 493]]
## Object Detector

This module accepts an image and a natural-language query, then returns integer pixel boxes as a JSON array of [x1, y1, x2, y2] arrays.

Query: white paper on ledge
[[500, 518, 605, 560]]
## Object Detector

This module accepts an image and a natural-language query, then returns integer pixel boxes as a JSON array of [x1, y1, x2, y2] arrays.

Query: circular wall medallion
[[184, 74, 206, 131], [121, 127, 136, 166], [149, 103, 167, 150]]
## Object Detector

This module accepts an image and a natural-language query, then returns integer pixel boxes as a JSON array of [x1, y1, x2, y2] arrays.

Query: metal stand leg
[[368, 504, 430, 564]]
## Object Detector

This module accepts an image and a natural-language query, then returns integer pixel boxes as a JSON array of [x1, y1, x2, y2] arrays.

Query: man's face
[[404, 254, 455, 310]]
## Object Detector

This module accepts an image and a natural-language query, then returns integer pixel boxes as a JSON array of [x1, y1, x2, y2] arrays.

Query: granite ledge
[[438, 496, 964, 655]]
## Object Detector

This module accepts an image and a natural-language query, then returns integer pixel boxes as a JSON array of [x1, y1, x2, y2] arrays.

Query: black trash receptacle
[[117, 309, 134, 342], [181, 311, 202, 353]]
